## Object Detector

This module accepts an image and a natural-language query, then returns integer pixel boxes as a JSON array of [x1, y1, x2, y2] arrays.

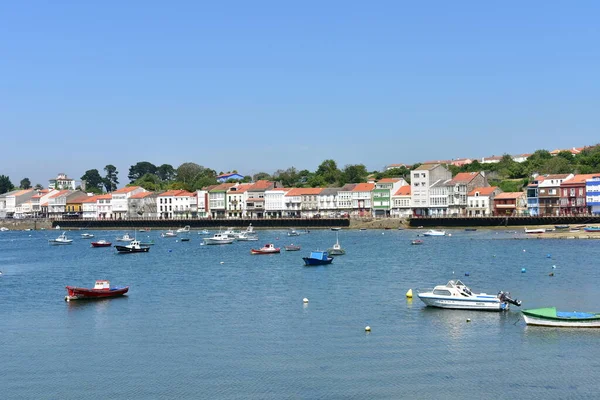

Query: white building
[[49, 173, 77, 190], [226, 183, 250, 218], [265, 188, 290, 218], [317, 188, 340, 216], [467, 187, 502, 216], [391, 185, 412, 218], [0, 189, 35, 218], [82, 195, 100, 219], [111, 186, 145, 219], [351, 183, 375, 217], [196, 189, 209, 218], [410, 164, 452, 216], [157, 190, 195, 219], [96, 194, 113, 219]]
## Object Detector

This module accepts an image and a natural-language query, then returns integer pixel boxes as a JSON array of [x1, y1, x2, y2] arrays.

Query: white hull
[[49, 240, 73, 245], [418, 295, 506, 311], [203, 238, 235, 245], [523, 315, 600, 328]]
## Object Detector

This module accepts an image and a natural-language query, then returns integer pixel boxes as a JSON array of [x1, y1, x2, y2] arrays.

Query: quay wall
[[49, 218, 350, 230], [408, 216, 600, 228]]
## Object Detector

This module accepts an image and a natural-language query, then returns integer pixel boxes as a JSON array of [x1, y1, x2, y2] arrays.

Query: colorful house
[[446, 172, 488, 215], [372, 178, 408, 217], [467, 186, 502, 216], [216, 173, 245, 183], [526, 176, 545, 216], [352, 183, 375, 217], [493, 192, 527, 216], [559, 174, 597, 215], [391, 185, 412, 218], [538, 174, 574, 216], [586, 176, 600, 215]]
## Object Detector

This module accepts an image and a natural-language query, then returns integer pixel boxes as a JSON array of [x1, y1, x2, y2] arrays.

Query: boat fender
[[521, 268, 526, 273], [303, 298, 309, 303]]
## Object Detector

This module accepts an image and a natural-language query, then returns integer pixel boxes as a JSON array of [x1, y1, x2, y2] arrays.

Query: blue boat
[[303, 251, 333, 266], [584, 226, 600, 232]]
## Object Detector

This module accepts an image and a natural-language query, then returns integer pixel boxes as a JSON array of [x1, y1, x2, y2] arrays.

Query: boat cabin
[[432, 280, 473, 297], [309, 251, 330, 261], [94, 280, 111, 290]]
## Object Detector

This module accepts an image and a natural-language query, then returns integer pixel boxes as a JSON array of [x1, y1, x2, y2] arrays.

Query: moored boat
[[161, 230, 178, 238], [250, 243, 280, 254], [417, 280, 521, 311], [583, 226, 600, 233], [203, 233, 235, 245], [81, 233, 94, 238], [422, 229, 446, 237], [327, 232, 345, 255], [176, 225, 191, 233], [49, 232, 73, 245], [411, 239, 424, 245], [65, 280, 129, 301], [288, 228, 300, 237], [284, 244, 301, 251], [114, 240, 150, 253], [237, 231, 259, 241], [91, 239, 112, 248], [303, 251, 333, 266], [464, 228, 477, 231], [116, 233, 134, 242], [554, 225, 570, 230], [524, 227, 546, 234], [522, 307, 600, 328]]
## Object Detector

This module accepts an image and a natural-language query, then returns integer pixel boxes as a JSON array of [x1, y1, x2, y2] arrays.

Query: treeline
[[2, 145, 599, 196]]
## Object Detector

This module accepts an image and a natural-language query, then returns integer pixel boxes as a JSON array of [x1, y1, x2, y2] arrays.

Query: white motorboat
[[422, 230, 446, 236], [0, 227, 9, 231], [176, 225, 190, 233], [237, 231, 259, 241], [287, 228, 300, 237], [49, 232, 73, 245], [524, 227, 546, 234], [222, 227, 241, 238], [198, 229, 210, 235], [417, 280, 521, 311], [81, 233, 95, 239], [203, 233, 235, 245], [162, 230, 178, 238], [116, 233, 134, 242]]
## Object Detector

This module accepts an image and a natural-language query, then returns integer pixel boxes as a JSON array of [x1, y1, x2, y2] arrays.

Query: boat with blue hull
[[303, 251, 333, 266]]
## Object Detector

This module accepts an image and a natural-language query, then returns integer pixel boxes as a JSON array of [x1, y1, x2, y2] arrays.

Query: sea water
[[1, 228, 600, 399]]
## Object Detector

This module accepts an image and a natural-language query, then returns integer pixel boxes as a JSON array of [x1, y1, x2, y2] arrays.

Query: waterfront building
[[226, 183, 252, 219], [216, 173, 245, 183], [586, 176, 600, 215], [196, 189, 209, 218], [47, 190, 87, 218], [128, 191, 158, 219], [48, 173, 76, 190], [538, 174, 574, 216], [467, 186, 502, 216], [300, 188, 323, 218], [81, 195, 100, 219], [317, 188, 341, 217], [0, 189, 35, 218], [391, 185, 412, 218], [208, 183, 236, 218], [158, 190, 195, 219], [95, 194, 112, 219], [284, 188, 303, 218], [65, 193, 90, 217], [526, 176, 545, 216], [559, 174, 597, 215], [265, 188, 290, 218], [351, 183, 375, 217], [493, 192, 527, 216], [246, 180, 275, 219], [27, 189, 56, 218], [410, 164, 452, 217], [111, 186, 145, 219], [429, 179, 450, 216], [372, 178, 407, 218], [337, 184, 357, 216], [446, 172, 488, 216]]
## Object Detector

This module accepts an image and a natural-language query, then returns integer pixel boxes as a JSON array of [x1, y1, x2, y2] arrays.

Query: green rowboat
[[522, 307, 600, 328]]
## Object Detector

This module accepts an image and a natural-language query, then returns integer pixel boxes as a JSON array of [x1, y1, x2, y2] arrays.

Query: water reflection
[[66, 296, 128, 313]]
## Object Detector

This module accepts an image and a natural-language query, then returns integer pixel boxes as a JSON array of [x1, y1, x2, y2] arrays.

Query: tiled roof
[[544, 174, 572, 180], [285, 188, 324, 196], [129, 191, 155, 199], [96, 194, 112, 200], [67, 195, 89, 203], [209, 183, 236, 192], [111, 186, 142, 194], [413, 164, 441, 171], [13, 189, 34, 197], [494, 192, 524, 200], [248, 180, 274, 191], [394, 186, 411, 196], [378, 178, 402, 183], [228, 183, 253, 194], [468, 186, 498, 196], [340, 183, 357, 191], [562, 174, 599, 185], [352, 183, 375, 192], [159, 190, 194, 197], [48, 190, 71, 199], [448, 172, 480, 184], [81, 196, 100, 203]]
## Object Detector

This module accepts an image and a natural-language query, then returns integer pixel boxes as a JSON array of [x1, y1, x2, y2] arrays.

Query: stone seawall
[[0, 219, 53, 230]]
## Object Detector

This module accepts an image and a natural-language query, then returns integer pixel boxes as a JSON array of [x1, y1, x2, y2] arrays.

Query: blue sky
[[2, 1, 599, 187]]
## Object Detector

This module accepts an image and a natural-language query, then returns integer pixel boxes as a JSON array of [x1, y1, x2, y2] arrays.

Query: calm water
[[2, 228, 600, 399]]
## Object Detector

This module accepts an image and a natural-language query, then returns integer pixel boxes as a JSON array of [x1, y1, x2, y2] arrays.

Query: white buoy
[[448, 233, 452, 237], [523, 249, 526, 252], [466, 318, 471, 323], [220, 261, 224, 264], [365, 326, 371, 332], [303, 298, 309, 303], [552, 265, 557, 269]]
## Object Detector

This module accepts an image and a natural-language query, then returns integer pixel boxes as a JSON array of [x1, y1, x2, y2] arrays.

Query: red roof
[[468, 186, 498, 196], [449, 172, 480, 184], [378, 178, 402, 183], [48, 190, 71, 199], [352, 183, 375, 192], [111, 186, 142, 194], [129, 191, 155, 199], [96, 194, 112, 200], [228, 183, 253, 194], [159, 190, 194, 197], [81, 196, 100, 203], [494, 192, 524, 200], [394, 186, 411, 196], [248, 180, 274, 191], [562, 174, 598, 185], [285, 188, 324, 196]]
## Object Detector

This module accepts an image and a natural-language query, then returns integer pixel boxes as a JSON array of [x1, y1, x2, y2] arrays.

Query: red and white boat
[[250, 243, 281, 255], [91, 239, 112, 248], [65, 280, 129, 301]]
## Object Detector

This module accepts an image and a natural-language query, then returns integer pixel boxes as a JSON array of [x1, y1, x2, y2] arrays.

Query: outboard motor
[[498, 291, 521, 307]]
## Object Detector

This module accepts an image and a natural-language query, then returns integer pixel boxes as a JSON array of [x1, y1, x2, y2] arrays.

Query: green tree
[[273, 167, 299, 187], [20, 177, 31, 189], [315, 159, 341, 185], [34, 183, 44, 190], [0, 175, 14, 194], [132, 173, 162, 191], [80, 169, 104, 194], [128, 161, 157, 182], [340, 164, 369, 184], [524, 149, 552, 175], [541, 156, 572, 174], [253, 172, 272, 181], [103, 164, 119, 192], [157, 164, 176, 182]]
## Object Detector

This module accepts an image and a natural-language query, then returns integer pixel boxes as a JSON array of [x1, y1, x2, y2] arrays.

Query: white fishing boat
[[237, 231, 259, 241], [327, 232, 345, 256], [48, 232, 73, 245], [80, 233, 95, 239], [116, 233, 134, 242], [422, 230, 446, 236], [203, 233, 235, 245], [0, 227, 9, 232], [287, 228, 300, 237], [176, 225, 190, 233], [222, 227, 241, 238], [417, 280, 521, 311], [161, 230, 178, 238], [198, 229, 210, 235]]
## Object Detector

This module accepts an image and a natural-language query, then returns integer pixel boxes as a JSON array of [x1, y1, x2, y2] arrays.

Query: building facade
[[410, 164, 452, 216], [586, 176, 600, 215]]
